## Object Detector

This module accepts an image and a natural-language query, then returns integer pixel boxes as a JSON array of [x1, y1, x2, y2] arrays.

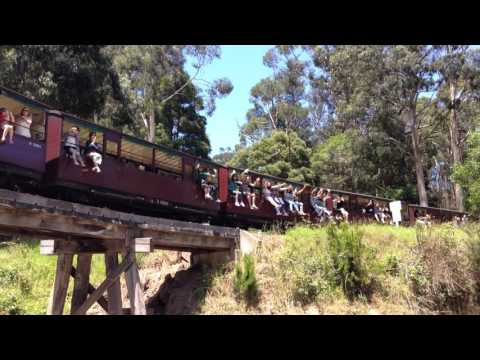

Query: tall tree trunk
[[409, 109, 429, 207], [147, 109, 155, 143], [449, 83, 465, 211]]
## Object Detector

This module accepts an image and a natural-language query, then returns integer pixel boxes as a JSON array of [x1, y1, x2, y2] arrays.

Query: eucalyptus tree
[[433, 45, 480, 211], [240, 46, 312, 146], [0, 45, 115, 119], [103, 45, 232, 157]]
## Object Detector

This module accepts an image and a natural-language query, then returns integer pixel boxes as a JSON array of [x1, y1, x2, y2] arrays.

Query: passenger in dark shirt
[[243, 174, 258, 210], [84, 132, 102, 173], [228, 172, 243, 206], [364, 200, 374, 216]]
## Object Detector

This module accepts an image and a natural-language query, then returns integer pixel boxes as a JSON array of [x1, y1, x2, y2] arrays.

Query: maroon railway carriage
[[406, 204, 466, 225], [0, 87, 49, 189], [222, 168, 311, 227], [0, 85, 470, 227], [44, 111, 231, 221], [0, 85, 229, 222]]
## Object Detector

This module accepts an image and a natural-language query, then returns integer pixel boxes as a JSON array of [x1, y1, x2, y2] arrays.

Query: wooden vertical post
[[47, 254, 74, 315], [124, 231, 146, 315], [70, 254, 92, 314], [105, 252, 123, 315]]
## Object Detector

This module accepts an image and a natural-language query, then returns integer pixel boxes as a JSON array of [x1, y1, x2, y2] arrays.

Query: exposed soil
[[87, 251, 207, 315]]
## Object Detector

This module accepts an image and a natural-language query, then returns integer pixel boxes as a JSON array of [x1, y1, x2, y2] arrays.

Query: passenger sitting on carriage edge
[[263, 181, 286, 216], [242, 172, 259, 210], [280, 184, 299, 214], [251, 177, 262, 209], [15, 107, 33, 138], [229, 171, 244, 207], [208, 168, 220, 202], [311, 188, 330, 218], [197, 164, 215, 201], [275, 187, 289, 216], [324, 189, 334, 213], [336, 195, 349, 223], [293, 185, 307, 216], [310, 188, 323, 216], [0, 107, 15, 144], [363, 199, 374, 215], [374, 202, 382, 223], [64, 126, 85, 167], [85, 132, 102, 173]]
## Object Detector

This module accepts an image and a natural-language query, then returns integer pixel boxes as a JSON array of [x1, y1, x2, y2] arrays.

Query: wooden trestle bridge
[[0, 189, 240, 315]]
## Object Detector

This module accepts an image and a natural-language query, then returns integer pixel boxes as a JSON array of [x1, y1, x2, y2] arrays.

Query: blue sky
[[186, 45, 274, 155]]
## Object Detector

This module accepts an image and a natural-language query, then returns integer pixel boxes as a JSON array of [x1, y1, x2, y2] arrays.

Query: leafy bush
[[326, 224, 379, 301], [233, 255, 259, 306], [278, 227, 332, 304], [383, 254, 401, 277]]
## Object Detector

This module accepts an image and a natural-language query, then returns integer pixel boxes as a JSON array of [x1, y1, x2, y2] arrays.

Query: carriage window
[[154, 148, 182, 174], [106, 140, 119, 157], [0, 95, 45, 141], [62, 120, 103, 147], [121, 139, 152, 165]]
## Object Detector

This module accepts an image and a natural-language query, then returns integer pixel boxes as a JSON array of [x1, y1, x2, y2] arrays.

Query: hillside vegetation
[[1, 224, 480, 315], [197, 224, 480, 315]]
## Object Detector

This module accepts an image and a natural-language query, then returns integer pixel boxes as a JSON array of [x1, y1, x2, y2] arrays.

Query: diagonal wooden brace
[[73, 257, 133, 315]]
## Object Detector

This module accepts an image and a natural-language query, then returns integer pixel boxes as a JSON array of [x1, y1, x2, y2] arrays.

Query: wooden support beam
[[124, 231, 146, 315], [105, 253, 123, 315], [70, 266, 109, 312], [124, 254, 146, 315], [72, 258, 133, 315], [0, 208, 122, 240], [146, 232, 232, 251], [70, 254, 92, 314], [40, 238, 124, 254], [47, 254, 74, 315]]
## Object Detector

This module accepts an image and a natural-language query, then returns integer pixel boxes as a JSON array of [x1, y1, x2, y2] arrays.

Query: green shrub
[[384, 254, 401, 277], [233, 255, 259, 306], [326, 224, 379, 301], [278, 227, 332, 304]]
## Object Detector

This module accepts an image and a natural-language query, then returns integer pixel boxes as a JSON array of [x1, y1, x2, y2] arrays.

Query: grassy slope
[[197, 224, 479, 315], [0, 239, 106, 315], [1, 224, 478, 315]]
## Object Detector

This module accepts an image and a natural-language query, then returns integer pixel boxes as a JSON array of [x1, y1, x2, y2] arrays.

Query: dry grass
[[193, 223, 480, 315]]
